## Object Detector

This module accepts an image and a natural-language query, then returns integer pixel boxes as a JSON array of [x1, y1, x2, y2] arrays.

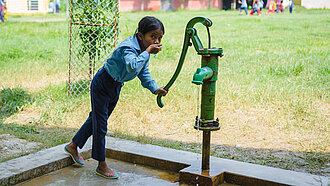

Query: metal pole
[[113, 0, 119, 48], [202, 130, 211, 170], [68, 0, 73, 95], [200, 55, 218, 171]]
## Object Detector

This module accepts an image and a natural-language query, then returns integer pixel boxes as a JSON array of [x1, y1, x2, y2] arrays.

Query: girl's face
[[138, 28, 164, 51]]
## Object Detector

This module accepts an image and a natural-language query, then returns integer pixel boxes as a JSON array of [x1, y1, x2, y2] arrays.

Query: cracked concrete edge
[[0, 140, 92, 186], [0, 136, 329, 186]]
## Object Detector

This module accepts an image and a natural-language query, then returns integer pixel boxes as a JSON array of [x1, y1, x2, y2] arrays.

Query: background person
[[0, 0, 5, 23], [276, 0, 284, 13], [238, 0, 248, 15], [289, 0, 294, 13], [55, 0, 60, 13], [267, 0, 276, 14], [249, 0, 261, 16]]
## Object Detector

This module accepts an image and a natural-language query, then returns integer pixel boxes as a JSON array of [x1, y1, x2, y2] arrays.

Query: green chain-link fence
[[68, 0, 119, 96]]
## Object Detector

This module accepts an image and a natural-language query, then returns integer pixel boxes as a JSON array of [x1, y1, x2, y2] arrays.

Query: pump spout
[[192, 67, 213, 85]]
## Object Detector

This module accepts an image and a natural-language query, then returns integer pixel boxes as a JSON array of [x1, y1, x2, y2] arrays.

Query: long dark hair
[[136, 16, 165, 35]]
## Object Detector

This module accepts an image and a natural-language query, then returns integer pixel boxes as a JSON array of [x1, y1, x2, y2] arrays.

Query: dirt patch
[[4, 108, 40, 124], [1, 74, 66, 91], [0, 134, 41, 162]]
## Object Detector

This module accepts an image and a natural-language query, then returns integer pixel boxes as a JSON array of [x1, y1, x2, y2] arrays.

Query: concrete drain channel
[[17, 158, 180, 186], [0, 137, 328, 185]]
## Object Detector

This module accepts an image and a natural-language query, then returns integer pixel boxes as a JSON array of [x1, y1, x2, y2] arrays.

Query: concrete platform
[[0, 136, 329, 185]]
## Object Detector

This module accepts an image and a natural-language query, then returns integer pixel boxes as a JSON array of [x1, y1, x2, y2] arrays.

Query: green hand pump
[[156, 16, 223, 170]]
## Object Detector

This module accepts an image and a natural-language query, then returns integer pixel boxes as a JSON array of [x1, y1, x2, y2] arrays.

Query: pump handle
[[157, 16, 212, 108]]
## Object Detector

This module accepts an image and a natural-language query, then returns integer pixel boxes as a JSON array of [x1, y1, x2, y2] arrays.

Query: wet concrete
[[18, 158, 179, 186], [17, 158, 237, 186]]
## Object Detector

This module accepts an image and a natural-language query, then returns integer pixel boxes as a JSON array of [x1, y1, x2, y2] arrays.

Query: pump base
[[194, 117, 221, 131], [179, 165, 224, 186]]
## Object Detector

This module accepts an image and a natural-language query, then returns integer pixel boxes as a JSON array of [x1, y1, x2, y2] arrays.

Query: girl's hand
[[146, 44, 162, 54], [154, 86, 168, 96]]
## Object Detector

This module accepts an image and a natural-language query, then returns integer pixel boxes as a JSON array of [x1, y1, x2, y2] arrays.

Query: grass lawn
[[0, 8, 329, 176]]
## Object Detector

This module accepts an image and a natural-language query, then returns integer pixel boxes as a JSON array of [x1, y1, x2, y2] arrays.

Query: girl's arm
[[123, 48, 150, 74], [138, 67, 168, 96], [137, 65, 159, 94]]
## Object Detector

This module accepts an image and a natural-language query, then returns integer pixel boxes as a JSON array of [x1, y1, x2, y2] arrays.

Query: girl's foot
[[65, 142, 85, 166], [97, 161, 118, 178]]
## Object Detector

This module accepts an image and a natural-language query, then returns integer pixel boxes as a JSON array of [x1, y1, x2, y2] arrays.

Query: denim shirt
[[104, 34, 160, 93]]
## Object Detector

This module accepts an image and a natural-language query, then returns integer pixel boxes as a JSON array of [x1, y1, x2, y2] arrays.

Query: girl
[[289, 0, 294, 13], [0, 0, 5, 23], [267, 0, 276, 14], [64, 16, 168, 179], [238, 0, 248, 15], [276, 0, 284, 13], [249, 0, 261, 16]]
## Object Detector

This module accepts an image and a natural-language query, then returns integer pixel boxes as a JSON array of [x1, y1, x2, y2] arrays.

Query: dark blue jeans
[[73, 67, 122, 161]]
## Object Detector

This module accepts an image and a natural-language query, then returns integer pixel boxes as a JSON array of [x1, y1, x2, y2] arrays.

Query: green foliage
[[268, 62, 304, 76], [72, 0, 118, 60], [0, 48, 24, 60], [0, 87, 31, 117], [3, 122, 38, 134], [70, 79, 90, 96], [319, 66, 329, 75]]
